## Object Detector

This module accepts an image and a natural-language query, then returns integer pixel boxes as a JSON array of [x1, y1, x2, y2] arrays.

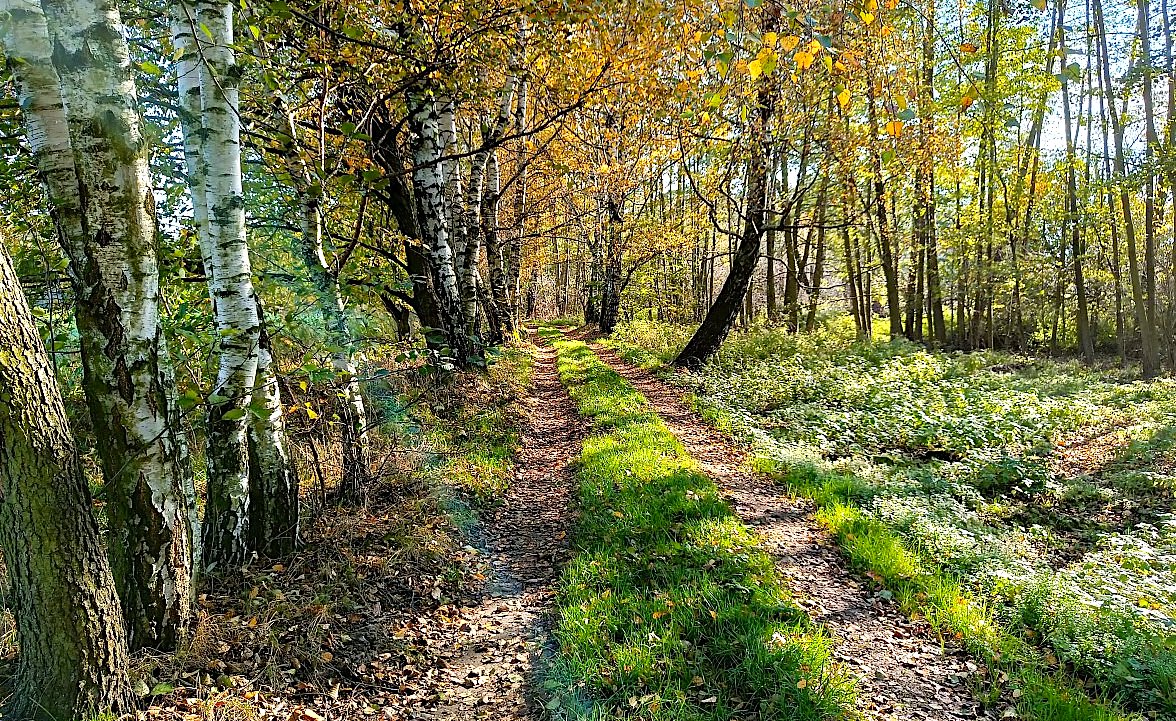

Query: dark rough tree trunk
[[866, 81, 904, 339], [674, 7, 779, 368], [0, 242, 135, 721], [598, 197, 624, 334]]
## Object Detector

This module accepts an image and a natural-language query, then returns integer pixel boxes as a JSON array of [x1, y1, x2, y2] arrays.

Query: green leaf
[[150, 682, 175, 696], [223, 408, 246, 421]]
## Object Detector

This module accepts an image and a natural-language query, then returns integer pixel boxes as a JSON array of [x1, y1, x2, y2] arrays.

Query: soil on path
[[592, 344, 1003, 721], [412, 341, 583, 720]]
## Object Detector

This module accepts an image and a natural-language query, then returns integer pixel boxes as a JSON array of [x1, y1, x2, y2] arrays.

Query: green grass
[[603, 318, 1151, 720], [545, 335, 854, 720], [430, 346, 534, 507], [765, 458, 1135, 721]]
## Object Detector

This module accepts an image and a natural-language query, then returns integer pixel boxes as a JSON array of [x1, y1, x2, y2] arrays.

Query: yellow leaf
[[321, 651, 334, 662], [860, 10, 875, 24], [837, 88, 851, 109], [797, 678, 808, 689], [807, 39, 823, 54], [881, 24, 893, 36], [763, 31, 778, 46], [866, 0, 879, 9], [961, 41, 978, 53], [960, 94, 974, 110], [884, 119, 904, 137], [794, 50, 815, 70], [781, 35, 801, 51], [748, 58, 764, 79]]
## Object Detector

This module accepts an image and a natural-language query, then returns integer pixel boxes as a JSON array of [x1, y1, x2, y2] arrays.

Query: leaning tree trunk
[[267, 91, 371, 501], [674, 9, 779, 368], [507, 70, 529, 325], [12, 0, 197, 650], [0, 240, 135, 721]]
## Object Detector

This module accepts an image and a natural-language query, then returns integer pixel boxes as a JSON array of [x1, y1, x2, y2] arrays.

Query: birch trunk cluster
[[403, 65, 526, 361], [171, 0, 299, 564]]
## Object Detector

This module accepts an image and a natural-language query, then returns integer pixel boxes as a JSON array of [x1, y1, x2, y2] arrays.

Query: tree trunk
[[1096, 0, 1157, 376], [483, 152, 515, 340], [266, 89, 372, 500], [1140, 0, 1163, 376], [0, 240, 135, 721], [674, 8, 779, 367], [173, 0, 263, 570], [1058, 0, 1095, 362], [866, 80, 903, 338], [13, 0, 197, 650], [248, 303, 299, 556], [507, 68, 529, 325], [407, 88, 472, 363]]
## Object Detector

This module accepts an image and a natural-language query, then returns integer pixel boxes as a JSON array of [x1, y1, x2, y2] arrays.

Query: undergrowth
[[546, 335, 854, 721]]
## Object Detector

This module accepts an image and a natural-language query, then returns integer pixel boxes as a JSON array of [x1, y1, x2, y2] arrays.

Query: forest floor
[[129, 324, 1159, 721], [135, 340, 586, 721], [588, 342, 997, 721]]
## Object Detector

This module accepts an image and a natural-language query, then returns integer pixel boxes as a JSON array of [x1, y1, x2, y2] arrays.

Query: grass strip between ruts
[[599, 330, 1138, 721], [542, 333, 855, 721]]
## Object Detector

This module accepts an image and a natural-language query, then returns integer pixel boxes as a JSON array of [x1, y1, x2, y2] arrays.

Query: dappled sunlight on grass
[[545, 333, 855, 721]]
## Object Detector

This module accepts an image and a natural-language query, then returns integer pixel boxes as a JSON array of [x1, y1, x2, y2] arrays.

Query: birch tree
[[0, 239, 135, 721], [407, 86, 471, 359], [269, 89, 371, 501], [173, 0, 298, 562], [4, 0, 197, 649]]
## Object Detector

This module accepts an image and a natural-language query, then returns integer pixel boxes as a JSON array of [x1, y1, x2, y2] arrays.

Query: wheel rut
[[414, 340, 583, 720], [591, 344, 1001, 721]]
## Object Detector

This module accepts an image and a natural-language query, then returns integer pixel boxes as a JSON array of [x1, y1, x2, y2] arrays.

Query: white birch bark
[[176, 9, 299, 555], [461, 75, 516, 338], [247, 305, 299, 554], [507, 70, 529, 324], [167, 0, 259, 568], [406, 88, 466, 345], [483, 151, 514, 337], [5, 0, 198, 650]]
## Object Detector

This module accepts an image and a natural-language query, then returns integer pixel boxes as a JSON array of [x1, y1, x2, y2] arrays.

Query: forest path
[[416, 339, 583, 720], [590, 344, 999, 721]]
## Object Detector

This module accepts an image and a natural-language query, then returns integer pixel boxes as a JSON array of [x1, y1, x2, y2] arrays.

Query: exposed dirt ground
[[415, 341, 584, 720], [591, 344, 1004, 721]]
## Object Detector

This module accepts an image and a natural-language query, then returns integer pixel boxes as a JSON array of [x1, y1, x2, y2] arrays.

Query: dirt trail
[[413, 342, 583, 720], [592, 344, 999, 721]]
